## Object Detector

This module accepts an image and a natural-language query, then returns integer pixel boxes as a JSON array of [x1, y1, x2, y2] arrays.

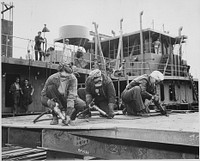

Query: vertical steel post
[[140, 11, 144, 74]]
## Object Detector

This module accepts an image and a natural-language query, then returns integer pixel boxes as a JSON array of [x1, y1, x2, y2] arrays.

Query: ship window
[[169, 83, 176, 101], [160, 83, 165, 101]]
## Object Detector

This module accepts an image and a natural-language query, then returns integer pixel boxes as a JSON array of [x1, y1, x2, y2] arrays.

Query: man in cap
[[121, 71, 165, 116], [34, 31, 45, 61], [81, 69, 116, 119], [41, 62, 86, 125]]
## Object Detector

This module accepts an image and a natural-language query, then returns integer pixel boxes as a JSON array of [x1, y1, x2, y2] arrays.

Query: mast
[[92, 22, 106, 71], [140, 11, 144, 74], [115, 18, 123, 70]]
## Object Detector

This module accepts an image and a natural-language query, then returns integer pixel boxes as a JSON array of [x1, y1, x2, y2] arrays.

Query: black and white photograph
[[1, 0, 199, 160]]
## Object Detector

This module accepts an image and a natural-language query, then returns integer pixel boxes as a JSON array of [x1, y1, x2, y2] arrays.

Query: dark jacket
[[125, 74, 156, 100], [85, 74, 116, 105], [34, 35, 44, 50], [9, 83, 21, 95]]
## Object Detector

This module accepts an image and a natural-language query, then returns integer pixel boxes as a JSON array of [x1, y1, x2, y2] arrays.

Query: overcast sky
[[2, 0, 200, 78]]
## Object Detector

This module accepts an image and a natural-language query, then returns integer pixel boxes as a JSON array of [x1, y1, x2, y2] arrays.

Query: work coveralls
[[85, 74, 116, 117], [121, 74, 156, 115], [41, 72, 85, 120]]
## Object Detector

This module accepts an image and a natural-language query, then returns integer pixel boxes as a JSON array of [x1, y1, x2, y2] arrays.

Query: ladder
[[188, 73, 199, 102], [158, 54, 171, 75], [163, 55, 170, 75]]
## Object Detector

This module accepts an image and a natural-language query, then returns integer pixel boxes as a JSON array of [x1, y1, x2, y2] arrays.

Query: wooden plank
[[2, 147, 32, 156], [2, 145, 22, 152], [2, 147, 46, 160], [9, 151, 46, 160]]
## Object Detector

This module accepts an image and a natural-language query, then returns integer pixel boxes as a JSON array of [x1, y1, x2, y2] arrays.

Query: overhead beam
[[1, 2, 14, 14]]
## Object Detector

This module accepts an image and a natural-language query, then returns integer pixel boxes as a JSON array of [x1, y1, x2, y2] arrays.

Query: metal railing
[[1, 33, 189, 77]]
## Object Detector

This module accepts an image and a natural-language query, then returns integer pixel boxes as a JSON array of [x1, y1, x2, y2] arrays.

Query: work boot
[[78, 108, 91, 119], [50, 111, 59, 125], [122, 108, 127, 115], [70, 109, 79, 121], [62, 115, 71, 125]]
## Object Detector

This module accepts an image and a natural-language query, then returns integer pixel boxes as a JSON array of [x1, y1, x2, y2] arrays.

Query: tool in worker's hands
[[77, 99, 108, 118], [88, 99, 108, 117], [54, 103, 65, 121], [152, 97, 168, 116], [33, 108, 52, 123], [89, 104, 108, 117], [49, 98, 69, 125]]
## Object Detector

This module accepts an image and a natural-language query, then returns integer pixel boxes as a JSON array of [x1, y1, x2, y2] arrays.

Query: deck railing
[[1, 33, 189, 78]]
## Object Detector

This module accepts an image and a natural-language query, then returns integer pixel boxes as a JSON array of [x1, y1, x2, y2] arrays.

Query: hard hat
[[150, 71, 164, 82], [89, 69, 101, 78], [65, 38, 69, 42]]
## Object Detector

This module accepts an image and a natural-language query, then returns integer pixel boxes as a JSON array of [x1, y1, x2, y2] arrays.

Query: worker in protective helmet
[[41, 62, 86, 125], [121, 71, 165, 116], [80, 69, 116, 119]]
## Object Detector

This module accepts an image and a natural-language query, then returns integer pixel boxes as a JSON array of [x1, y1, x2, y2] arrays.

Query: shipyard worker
[[153, 38, 161, 54], [82, 69, 116, 119], [41, 62, 86, 125], [21, 79, 34, 113], [121, 71, 164, 116], [34, 31, 45, 61], [9, 77, 23, 116], [62, 38, 72, 64]]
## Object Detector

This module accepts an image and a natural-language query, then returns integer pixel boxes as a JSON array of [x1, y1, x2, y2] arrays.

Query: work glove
[[47, 99, 56, 109], [152, 95, 159, 102], [107, 103, 115, 119], [86, 94, 93, 107], [61, 106, 75, 125]]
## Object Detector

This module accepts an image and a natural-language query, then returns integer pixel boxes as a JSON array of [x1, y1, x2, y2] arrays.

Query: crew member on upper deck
[[62, 38, 72, 64], [34, 31, 45, 61], [153, 38, 161, 54]]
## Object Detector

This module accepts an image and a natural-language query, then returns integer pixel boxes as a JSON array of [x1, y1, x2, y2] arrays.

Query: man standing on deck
[[79, 69, 116, 119], [62, 38, 72, 64], [153, 38, 161, 54], [41, 62, 86, 125], [121, 71, 165, 116], [34, 31, 45, 61]]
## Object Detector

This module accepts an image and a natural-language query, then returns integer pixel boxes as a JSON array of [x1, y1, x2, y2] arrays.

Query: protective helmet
[[65, 38, 69, 42], [89, 69, 102, 87], [89, 69, 101, 78], [150, 71, 164, 82]]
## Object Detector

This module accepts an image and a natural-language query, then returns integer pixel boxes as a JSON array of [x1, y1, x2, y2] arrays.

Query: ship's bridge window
[[160, 83, 165, 101], [169, 82, 176, 101]]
